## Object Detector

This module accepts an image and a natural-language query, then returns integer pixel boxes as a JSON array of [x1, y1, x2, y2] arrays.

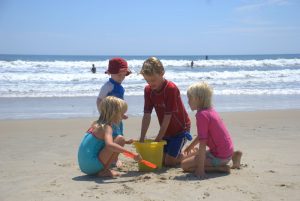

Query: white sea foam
[[1, 57, 300, 97], [1, 58, 300, 69]]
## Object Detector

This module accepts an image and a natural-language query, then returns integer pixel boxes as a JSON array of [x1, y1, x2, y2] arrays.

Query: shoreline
[[0, 108, 298, 121], [1, 94, 300, 120]]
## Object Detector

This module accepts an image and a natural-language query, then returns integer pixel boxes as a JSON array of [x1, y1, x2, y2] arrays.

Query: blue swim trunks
[[163, 131, 192, 158], [78, 133, 105, 175]]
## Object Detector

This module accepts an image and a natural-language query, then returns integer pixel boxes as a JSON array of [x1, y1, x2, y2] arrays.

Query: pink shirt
[[196, 108, 234, 159]]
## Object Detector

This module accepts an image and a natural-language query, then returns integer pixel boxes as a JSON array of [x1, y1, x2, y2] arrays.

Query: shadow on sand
[[173, 172, 230, 181], [72, 168, 169, 184]]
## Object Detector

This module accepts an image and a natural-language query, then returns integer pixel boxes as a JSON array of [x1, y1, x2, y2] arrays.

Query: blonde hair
[[187, 82, 213, 110], [140, 57, 165, 76], [94, 96, 127, 131]]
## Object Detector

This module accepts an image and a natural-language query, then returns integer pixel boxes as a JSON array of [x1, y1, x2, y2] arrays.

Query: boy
[[97, 57, 132, 166], [139, 57, 192, 167]]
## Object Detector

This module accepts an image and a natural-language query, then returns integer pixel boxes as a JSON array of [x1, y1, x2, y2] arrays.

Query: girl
[[181, 82, 242, 178], [78, 96, 142, 177]]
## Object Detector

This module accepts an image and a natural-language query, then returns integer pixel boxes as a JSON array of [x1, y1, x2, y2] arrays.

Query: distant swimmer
[[91, 64, 96, 73], [191, 60, 194, 68], [205, 55, 208, 60]]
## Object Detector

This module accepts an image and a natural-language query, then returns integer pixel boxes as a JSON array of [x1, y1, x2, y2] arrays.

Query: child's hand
[[125, 139, 134, 144], [184, 146, 192, 155], [122, 114, 128, 120], [154, 135, 163, 142], [134, 153, 142, 162]]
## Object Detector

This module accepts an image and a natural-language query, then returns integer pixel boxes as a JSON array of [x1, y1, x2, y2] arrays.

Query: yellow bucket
[[133, 140, 166, 172]]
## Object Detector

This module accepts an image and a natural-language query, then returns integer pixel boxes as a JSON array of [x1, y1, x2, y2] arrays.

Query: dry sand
[[0, 109, 300, 201]]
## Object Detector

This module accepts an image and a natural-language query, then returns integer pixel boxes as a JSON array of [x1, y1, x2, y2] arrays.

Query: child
[[181, 82, 242, 179], [139, 57, 192, 167], [96, 57, 132, 166], [97, 57, 131, 136], [78, 96, 142, 177]]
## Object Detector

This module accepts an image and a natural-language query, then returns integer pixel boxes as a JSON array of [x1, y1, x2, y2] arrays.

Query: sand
[[0, 109, 300, 201]]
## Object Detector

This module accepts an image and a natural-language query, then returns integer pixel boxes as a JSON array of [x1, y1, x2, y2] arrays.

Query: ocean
[[1, 54, 300, 119]]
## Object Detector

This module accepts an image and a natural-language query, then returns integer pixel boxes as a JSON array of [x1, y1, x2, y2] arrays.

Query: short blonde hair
[[187, 82, 213, 110], [140, 57, 164, 76], [96, 96, 127, 128]]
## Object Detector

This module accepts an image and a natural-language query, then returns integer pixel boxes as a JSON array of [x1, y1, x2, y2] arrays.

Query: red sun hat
[[105, 58, 131, 76]]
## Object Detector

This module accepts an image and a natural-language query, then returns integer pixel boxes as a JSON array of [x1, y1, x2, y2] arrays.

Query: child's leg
[[164, 154, 181, 167], [231, 150, 242, 169], [205, 165, 231, 173], [181, 154, 198, 172], [97, 139, 124, 177], [181, 152, 231, 174], [97, 148, 120, 177], [97, 168, 120, 177], [204, 152, 231, 173], [164, 132, 191, 167], [112, 135, 126, 168]]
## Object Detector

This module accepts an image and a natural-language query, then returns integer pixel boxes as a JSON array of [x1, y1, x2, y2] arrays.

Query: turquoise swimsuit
[[78, 132, 105, 175]]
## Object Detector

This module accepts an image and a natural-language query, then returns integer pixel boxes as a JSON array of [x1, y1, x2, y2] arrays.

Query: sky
[[0, 0, 300, 55]]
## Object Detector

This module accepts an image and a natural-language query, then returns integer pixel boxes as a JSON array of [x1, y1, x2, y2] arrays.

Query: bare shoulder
[[104, 124, 113, 133], [93, 124, 112, 139]]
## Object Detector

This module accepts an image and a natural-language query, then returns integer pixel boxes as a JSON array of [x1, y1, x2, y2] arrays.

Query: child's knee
[[164, 155, 179, 167], [180, 161, 188, 171]]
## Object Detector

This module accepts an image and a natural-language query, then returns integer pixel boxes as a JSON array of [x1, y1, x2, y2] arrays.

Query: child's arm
[[96, 98, 102, 113], [184, 135, 199, 154], [154, 114, 172, 142], [97, 83, 113, 113], [194, 140, 207, 178], [140, 113, 151, 142], [104, 126, 141, 161]]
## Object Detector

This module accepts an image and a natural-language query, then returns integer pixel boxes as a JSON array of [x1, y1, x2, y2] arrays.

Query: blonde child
[[181, 82, 242, 178], [139, 57, 192, 167], [78, 96, 142, 177]]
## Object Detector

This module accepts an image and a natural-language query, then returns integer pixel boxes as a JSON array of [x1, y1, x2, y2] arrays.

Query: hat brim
[[105, 69, 132, 76]]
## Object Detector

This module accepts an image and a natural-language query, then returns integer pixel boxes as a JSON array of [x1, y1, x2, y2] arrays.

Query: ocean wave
[[1, 88, 300, 98], [1, 58, 300, 69], [1, 57, 300, 98]]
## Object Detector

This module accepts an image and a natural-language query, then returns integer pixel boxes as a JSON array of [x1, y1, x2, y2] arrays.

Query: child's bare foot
[[97, 169, 120, 178], [231, 151, 242, 169], [115, 160, 123, 168], [110, 159, 123, 168]]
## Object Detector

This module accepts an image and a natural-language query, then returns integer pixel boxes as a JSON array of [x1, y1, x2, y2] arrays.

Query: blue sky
[[0, 0, 299, 55]]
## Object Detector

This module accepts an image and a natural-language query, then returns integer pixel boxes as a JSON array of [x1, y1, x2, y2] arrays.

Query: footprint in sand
[[203, 192, 210, 199], [113, 184, 135, 195]]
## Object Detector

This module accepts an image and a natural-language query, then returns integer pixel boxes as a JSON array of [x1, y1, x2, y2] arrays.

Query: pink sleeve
[[196, 112, 209, 140]]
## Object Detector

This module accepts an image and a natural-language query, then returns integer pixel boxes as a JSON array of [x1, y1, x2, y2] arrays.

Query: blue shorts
[[206, 152, 231, 167], [163, 131, 192, 158]]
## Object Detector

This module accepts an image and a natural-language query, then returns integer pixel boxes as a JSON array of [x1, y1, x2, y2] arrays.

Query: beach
[[1, 109, 299, 201]]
